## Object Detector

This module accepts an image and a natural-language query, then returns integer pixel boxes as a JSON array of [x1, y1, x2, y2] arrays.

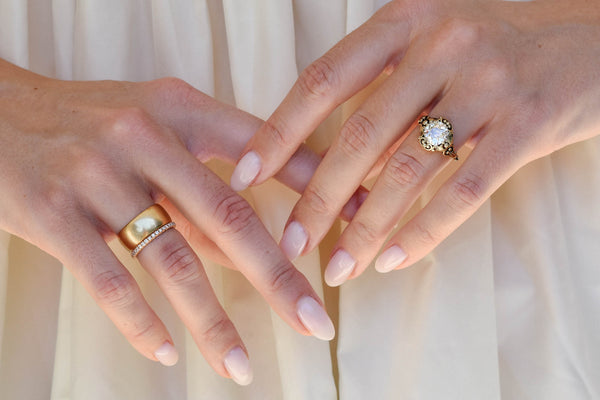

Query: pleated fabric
[[0, 1, 599, 399]]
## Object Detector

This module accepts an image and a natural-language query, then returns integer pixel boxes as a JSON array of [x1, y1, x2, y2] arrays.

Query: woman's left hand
[[230, 0, 600, 285]]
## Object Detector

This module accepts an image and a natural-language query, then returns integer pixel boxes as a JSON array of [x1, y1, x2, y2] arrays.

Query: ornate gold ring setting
[[418, 116, 459, 160]]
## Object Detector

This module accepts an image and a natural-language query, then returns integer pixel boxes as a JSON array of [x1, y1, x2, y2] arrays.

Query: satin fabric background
[[0, 1, 599, 399]]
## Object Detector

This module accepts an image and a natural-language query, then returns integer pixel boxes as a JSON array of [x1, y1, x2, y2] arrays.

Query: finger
[[137, 228, 252, 384], [146, 145, 335, 342], [143, 79, 327, 197], [92, 183, 253, 386], [161, 199, 236, 269], [324, 94, 488, 286], [50, 215, 177, 366], [279, 39, 451, 261], [158, 86, 364, 218], [375, 122, 526, 272], [230, 2, 413, 191]]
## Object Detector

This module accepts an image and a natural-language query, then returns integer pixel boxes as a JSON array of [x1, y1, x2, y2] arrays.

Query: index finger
[[230, 2, 413, 191]]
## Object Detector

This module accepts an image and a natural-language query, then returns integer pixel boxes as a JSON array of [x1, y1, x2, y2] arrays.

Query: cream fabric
[[0, 1, 599, 399]]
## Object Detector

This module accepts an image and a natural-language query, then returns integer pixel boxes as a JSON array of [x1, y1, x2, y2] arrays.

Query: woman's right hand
[[0, 59, 335, 385]]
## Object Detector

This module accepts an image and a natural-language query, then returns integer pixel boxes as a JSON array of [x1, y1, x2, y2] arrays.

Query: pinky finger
[[54, 217, 178, 366], [375, 129, 524, 272]]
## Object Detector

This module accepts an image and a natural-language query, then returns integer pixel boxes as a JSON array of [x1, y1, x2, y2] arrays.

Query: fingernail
[[231, 151, 261, 191], [375, 245, 407, 273], [280, 221, 308, 260], [154, 342, 179, 367], [296, 296, 335, 341], [324, 249, 356, 287], [224, 346, 253, 386]]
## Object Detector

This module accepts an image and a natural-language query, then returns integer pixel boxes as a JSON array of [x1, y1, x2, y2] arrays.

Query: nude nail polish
[[154, 342, 179, 367], [296, 296, 335, 341], [224, 346, 253, 386], [280, 221, 308, 260], [324, 249, 356, 287], [230, 151, 261, 191], [375, 245, 407, 273]]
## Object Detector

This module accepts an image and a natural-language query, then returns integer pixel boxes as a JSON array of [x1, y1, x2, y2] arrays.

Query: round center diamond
[[424, 122, 450, 146]]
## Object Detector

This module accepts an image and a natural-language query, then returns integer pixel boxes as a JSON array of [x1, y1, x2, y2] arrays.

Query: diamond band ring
[[118, 204, 176, 257], [418, 116, 459, 160], [130, 221, 176, 257]]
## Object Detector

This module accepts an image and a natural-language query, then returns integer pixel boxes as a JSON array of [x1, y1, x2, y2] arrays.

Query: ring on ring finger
[[118, 204, 177, 257], [418, 115, 459, 160]]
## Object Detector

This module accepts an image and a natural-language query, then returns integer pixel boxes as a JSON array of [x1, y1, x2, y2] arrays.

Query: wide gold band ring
[[418, 115, 459, 160], [118, 204, 175, 257]]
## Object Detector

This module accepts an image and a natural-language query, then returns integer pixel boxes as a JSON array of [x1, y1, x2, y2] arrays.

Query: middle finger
[[325, 90, 489, 286], [143, 137, 336, 342], [92, 186, 253, 384], [279, 40, 451, 261]]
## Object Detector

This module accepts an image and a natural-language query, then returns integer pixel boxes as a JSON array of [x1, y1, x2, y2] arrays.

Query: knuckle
[[379, 0, 429, 27], [201, 315, 235, 346], [447, 19, 480, 47], [151, 77, 204, 107], [302, 185, 335, 216], [449, 173, 487, 209], [36, 184, 80, 233], [338, 113, 378, 157], [384, 150, 426, 189], [158, 240, 201, 285], [212, 193, 258, 238], [377, 0, 409, 22], [108, 107, 151, 135], [298, 56, 338, 99], [130, 320, 156, 341], [261, 115, 289, 147], [39, 183, 73, 220], [432, 18, 480, 56], [350, 220, 380, 245], [478, 58, 512, 90], [92, 270, 137, 308], [106, 107, 162, 147], [412, 220, 439, 247], [267, 261, 301, 294], [156, 77, 192, 94]]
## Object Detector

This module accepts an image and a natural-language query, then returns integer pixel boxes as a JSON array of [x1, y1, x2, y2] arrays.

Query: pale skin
[[233, 0, 600, 286], [3, 0, 599, 388], [0, 59, 365, 385]]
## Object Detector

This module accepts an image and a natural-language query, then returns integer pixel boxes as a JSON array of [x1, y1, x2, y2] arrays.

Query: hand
[[0, 59, 336, 385], [231, 0, 600, 285]]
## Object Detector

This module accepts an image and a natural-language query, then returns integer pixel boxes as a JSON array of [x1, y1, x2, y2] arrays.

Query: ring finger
[[325, 93, 491, 286], [91, 188, 252, 385], [279, 41, 452, 261]]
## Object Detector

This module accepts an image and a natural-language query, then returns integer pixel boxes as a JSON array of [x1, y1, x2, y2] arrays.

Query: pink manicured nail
[[224, 346, 253, 386], [375, 245, 407, 273], [324, 249, 356, 287], [154, 342, 179, 367], [230, 151, 261, 191], [280, 221, 308, 260], [296, 296, 335, 341]]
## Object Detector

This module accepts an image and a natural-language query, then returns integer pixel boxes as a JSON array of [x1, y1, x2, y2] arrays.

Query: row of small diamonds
[[131, 222, 177, 257]]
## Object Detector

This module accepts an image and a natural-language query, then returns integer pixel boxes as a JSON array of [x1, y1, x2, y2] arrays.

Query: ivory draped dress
[[1, 1, 599, 399]]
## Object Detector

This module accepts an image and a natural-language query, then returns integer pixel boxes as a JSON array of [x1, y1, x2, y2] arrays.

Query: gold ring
[[118, 204, 175, 257], [418, 115, 459, 160]]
